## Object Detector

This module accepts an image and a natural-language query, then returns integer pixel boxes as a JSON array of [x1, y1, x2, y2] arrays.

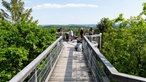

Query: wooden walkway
[[48, 41, 94, 82]]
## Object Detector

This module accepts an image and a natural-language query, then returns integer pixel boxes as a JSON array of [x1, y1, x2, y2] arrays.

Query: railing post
[[89, 48, 92, 67], [57, 42, 60, 55], [99, 33, 102, 50], [50, 52, 53, 68], [35, 69, 38, 82]]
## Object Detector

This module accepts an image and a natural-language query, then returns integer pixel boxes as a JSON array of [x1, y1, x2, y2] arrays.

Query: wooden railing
[[83, 34, 146, 82]]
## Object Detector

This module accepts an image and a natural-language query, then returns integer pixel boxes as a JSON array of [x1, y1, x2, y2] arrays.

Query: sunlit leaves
[[101, 16, 146, 77], [0, 19, 56, 81], [1, 0, 37, 24], [142, 2, 146, 15]]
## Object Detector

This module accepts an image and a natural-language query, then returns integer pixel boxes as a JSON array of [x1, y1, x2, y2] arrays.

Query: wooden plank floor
[[48, 41, 94, 82]]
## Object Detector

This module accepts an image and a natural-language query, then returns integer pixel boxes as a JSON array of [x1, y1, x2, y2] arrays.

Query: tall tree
[[97, 17, 113, 33], [0, 0, 38, 24]]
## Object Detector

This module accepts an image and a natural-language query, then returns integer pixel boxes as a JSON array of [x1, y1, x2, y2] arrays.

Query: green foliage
[[141, 2, 146, 15], [97, 3, 146, 78], [0, 0, 38, 24], [115, 13, 124, 22], [0, 47, 28, 81], [0, 0, 56, 81], [0, 19, 56, 81], [99, 14, 146, 78], [97, 18, 113, 33]]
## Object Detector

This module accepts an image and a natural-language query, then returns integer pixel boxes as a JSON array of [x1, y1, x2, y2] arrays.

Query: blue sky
[[0, 0, 146, 25]]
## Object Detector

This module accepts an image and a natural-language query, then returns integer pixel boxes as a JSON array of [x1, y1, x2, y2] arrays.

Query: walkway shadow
[[64, 46, 94, 81]]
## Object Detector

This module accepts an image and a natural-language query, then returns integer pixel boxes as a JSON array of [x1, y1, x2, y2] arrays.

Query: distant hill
[[42, 24, 97, 28]]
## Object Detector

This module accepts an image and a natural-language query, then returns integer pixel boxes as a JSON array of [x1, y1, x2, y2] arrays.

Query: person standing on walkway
[[89, 27, 94, 42], [79, 28, 84, 49], [80, 28, 84, 39], [57, 28, 63, 38], [89, 27, 94, 35], [69, 29, 74, 41]]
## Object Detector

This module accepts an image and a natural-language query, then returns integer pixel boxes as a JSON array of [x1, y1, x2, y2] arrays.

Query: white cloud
[[33, 3, 98, 10]]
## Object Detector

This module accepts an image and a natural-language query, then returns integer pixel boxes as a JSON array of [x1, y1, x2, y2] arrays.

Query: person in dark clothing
[[65, 32, 69, 41], [80, 28, 84, 39], [89, 27, 94, 42], [89, 27, 94, 35], [79, 28, 84, 49], [57, 28, 63, 38]]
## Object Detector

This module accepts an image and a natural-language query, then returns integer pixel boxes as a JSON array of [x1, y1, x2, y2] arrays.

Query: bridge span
[[9, 34, 146, 82], [48, 41, 93, 82]]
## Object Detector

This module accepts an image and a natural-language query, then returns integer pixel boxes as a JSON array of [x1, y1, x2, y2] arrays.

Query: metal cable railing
[[83, 34, 110, 82], [9, 36, 63, 82], [86, 33, 102, 50], [83, 34, 146, 82]]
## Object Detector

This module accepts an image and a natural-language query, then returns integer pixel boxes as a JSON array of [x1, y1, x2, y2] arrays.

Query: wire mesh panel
[[83, 36, 109, 82], [83, 35, 146, 82], [28, 42, 63, 82]]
